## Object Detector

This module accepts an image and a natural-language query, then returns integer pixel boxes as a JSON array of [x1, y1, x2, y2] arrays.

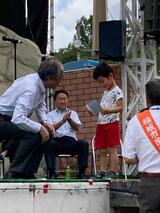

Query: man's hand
[[124, 157, 139, 165], [42, 120, 55, 135], [40, 125, 50, 143], [63, 110, 71, 121]]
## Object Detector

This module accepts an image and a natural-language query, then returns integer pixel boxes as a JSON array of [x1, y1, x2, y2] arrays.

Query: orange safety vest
[[137, 110, 160, 153]]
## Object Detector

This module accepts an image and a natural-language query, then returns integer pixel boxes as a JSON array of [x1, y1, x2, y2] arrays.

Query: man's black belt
[[0, 113, 12, 120], [139, 172, 160, 178]]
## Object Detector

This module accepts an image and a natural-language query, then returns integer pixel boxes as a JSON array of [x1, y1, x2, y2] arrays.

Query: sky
[[53, 0, 120, 51]]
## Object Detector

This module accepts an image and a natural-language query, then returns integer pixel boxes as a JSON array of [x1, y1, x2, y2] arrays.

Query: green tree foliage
[[74, 15, 92, 48], [54, 15, 93, 63], [54, 47, 77, 64]]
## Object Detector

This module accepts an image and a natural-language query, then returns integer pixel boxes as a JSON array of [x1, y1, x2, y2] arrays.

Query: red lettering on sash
[[137, 110, 160, 153]]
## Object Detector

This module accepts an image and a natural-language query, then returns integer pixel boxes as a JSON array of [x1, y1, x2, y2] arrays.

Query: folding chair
[[55, 154, 78, 176], [119, 140, 138, 178], [0, 139, 5, 178], [91, 136, 128, 179], [119, 139, 127, 180], [91, 135, 97, 176]]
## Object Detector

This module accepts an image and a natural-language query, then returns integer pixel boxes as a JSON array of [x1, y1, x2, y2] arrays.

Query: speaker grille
[[144, 0, 160, 36], [99, 20, 126, 62]]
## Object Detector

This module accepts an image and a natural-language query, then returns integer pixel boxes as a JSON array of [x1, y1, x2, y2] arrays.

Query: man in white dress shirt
[[123, 78, 160, 213], [0, 56, 64, 178], [44, 90, 89, 179]]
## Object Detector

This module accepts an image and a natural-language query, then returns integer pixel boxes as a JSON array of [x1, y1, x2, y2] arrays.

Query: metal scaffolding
[[120, 0, 157, 138], [46, 0, 55, 111], [49, 0, 55, 55], [92, 0, 107, 53]]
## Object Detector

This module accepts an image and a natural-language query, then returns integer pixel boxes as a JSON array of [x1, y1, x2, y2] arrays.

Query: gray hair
[[38, 56, 64, 81]]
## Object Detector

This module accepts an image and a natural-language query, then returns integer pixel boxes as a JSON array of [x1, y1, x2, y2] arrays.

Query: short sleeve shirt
[[123, 107, 160, 173], [47, 108, 81, 140], [97, 85, 123, 124]]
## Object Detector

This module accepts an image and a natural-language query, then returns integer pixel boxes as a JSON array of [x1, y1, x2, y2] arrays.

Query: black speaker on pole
[[99, 20, 126, 62], [144, 0, 160, 42]]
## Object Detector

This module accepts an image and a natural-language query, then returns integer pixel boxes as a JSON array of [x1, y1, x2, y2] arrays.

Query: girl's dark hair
[[38, 56, 63, 81], [93, 62, 114, 80], [54, 90, 69, 100], [145, 77, 160, 105]]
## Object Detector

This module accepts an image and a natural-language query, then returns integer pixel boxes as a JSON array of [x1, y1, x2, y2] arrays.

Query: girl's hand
[[101, 107, 110, 114]]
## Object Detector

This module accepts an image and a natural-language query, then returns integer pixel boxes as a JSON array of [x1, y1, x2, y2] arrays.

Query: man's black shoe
[[5, 171, 24, 179], [24, 173, 36, 179], [4, 171, 12, 178], [77, 173, 85, 179], [78, 166, 86, 179], [49, 173, 58, 179], [47, 169, 57, 179]]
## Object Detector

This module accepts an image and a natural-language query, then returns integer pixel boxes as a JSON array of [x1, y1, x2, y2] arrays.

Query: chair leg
[[91, 136, 97, 175], [90, 153, 93, 176], [120, 139, 127, 180], [92, 149, 97, 175], [0, 157, 5, 178]]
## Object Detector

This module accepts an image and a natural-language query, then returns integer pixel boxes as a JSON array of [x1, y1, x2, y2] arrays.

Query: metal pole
[[49, 0, 54, 55], [47, 0, 55, 111], [25, 0, 28, 26], [92, 0, 106, 55], [120, 0, 157, 176], [120, 0, 126, 140], [77, 49, 81, 61], [13, 43, 17, 80]]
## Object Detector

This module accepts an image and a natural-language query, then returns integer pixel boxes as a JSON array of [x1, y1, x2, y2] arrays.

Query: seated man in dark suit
[[44, 90, 89, 179]]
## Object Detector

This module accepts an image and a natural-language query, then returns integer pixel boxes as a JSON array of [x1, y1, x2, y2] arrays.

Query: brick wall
[[57, 65, 122, 175]]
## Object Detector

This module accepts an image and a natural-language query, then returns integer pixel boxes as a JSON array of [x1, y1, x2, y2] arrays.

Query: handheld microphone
[[2, 36, 22, 44]]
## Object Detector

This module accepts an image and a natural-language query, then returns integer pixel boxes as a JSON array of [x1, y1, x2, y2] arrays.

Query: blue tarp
[[63, 60, 99, 71]]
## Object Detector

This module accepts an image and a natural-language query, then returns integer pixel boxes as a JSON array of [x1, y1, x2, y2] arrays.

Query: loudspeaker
[[144, 0, 160, 37], [99, 20, 126, 62]]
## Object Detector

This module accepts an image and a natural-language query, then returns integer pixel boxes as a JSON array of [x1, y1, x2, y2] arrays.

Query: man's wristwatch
[[42, 120, 48, 124]]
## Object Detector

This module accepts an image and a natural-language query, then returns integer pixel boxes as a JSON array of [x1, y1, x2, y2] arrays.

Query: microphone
[[2, 36, 22, 44]]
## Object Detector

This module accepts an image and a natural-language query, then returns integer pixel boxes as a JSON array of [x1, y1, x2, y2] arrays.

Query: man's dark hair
[[93, 62, 115, 80], [38, 56, 63, 81], [54, 90, 69, 100], [145, 77, 160, 105]]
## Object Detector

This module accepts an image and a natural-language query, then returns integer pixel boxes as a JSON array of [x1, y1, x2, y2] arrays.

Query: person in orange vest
[[123, 77, 160, 213]]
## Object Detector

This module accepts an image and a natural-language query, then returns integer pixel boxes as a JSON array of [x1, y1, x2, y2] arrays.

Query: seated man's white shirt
[[123, 108, 160, 173], [47, 108, 82, 140]]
